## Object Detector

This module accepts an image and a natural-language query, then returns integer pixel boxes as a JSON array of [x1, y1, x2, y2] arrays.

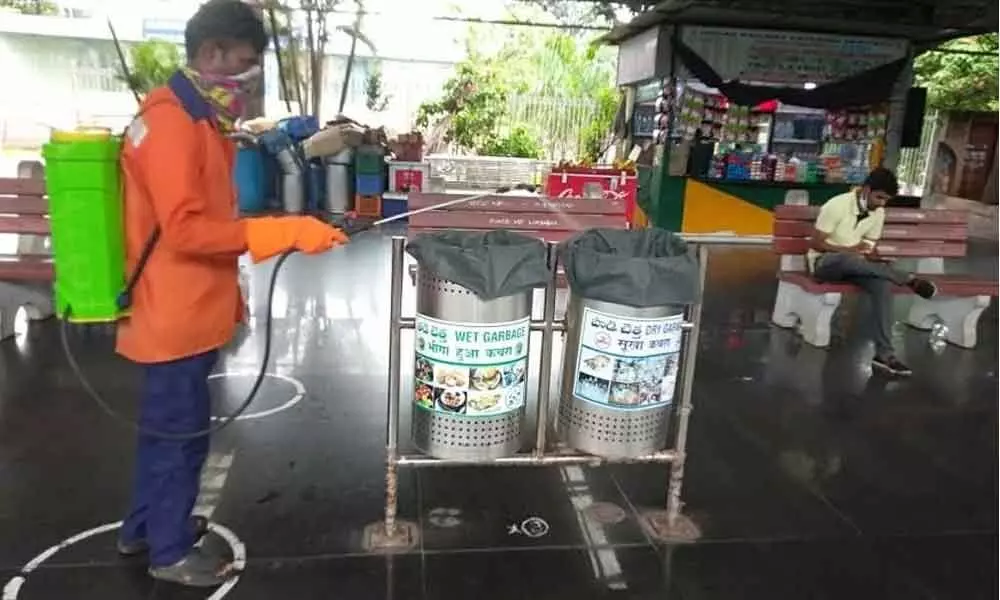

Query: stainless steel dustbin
[[411, 265, 532, 460], [558, 295, 686, 458]]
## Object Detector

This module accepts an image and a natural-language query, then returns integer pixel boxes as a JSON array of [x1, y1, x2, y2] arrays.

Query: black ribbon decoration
[[670, 35, 907, 109]]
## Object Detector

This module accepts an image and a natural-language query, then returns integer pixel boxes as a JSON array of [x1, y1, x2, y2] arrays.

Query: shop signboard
[[141, 19, 185, 43], [680, 25, 908, 85], [571, 308, 684, 412], [414, 315, 529, 417]]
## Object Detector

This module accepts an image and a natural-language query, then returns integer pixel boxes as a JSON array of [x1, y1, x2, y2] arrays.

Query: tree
[[416, 26, 620, 160], [416, 59, 510, 153], [364, 63, 390, 111], [915, 34, 998, 112], [0, 0, 57, 15], [115, 40, 183, 96], [522, 0, 654, 25], [264, 0, 376, 119]]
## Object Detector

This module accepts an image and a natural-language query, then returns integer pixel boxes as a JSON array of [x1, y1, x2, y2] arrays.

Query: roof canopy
[[603, 0, 998, 46]]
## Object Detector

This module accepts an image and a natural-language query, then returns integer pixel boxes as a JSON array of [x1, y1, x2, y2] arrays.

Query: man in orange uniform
[[113, 0, 347, 587]]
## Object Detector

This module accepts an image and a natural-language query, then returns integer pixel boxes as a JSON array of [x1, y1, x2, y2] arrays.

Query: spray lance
[[58, 181, 525, 441]]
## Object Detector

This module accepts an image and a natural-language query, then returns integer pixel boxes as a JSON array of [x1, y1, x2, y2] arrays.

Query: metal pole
[[533, 242, 559, 457], [397, 450, 677, 468], [665, 243, 708, 527], [383, 236, 406, 536]]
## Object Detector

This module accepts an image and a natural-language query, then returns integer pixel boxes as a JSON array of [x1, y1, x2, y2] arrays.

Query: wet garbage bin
[[407, 230, 549, 460], [557, 228, 700, 458]]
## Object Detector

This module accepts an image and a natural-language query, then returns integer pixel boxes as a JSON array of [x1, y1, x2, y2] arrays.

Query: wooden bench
[[0, 176, 55, 339], [770, 203, 998, 349], [406, 192, 629, 298]]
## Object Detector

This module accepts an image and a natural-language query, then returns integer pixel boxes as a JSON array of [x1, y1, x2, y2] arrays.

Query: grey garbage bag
[[406, 230, 549, 300], [559, 228, 700, 307]]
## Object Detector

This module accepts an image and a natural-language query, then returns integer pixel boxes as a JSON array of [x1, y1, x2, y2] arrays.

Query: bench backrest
[[773, 204, 969, 271], [0, 177, 50, 236], [407, 192, 627, 243]]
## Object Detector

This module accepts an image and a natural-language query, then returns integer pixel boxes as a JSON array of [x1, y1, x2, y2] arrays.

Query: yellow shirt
[[807, 191, 885, 272]]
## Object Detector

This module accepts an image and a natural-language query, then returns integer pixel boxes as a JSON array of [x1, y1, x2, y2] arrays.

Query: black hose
[[59, 250, 294, 441], [60, 183, 525, 440]]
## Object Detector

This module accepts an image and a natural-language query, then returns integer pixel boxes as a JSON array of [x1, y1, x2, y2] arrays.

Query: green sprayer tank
[[42, 129, 126, 323]]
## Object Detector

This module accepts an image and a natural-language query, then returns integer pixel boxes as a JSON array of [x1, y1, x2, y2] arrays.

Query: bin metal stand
[[365, 235, 760, 552], [533, 243, 559, 457], [639, 243, 708, 542], [362, 235, 419, 552]]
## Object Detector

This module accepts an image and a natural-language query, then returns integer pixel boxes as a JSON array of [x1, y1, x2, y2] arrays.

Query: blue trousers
[[814, 253, 910, 357], [121, 350, 218, 567]]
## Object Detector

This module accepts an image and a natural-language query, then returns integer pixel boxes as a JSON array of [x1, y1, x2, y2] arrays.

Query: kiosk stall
[[612, 22, 915, 235]]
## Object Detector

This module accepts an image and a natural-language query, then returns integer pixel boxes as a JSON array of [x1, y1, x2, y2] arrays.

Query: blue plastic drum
[[234, 146, 267, 214]]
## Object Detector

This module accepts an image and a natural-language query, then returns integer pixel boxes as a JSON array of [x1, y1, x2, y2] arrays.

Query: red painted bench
[[406, 192, 628, 243], [0, 176, 55, 339], [406, 191, 629, 289], [771, 203, 998, 349]]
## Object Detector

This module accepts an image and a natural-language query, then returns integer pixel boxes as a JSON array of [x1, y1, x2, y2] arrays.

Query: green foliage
[[479, 127, 543, 159], [364, 63, 390, 112], [915, 34, 998, 112], [116, 40, 183, 95], [416, 60, 510, 152], [416, 29, 618, 159], [581, 86, 621, 163], [0, 0, 57, 15]]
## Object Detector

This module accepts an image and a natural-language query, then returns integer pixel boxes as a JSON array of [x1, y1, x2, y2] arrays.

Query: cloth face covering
[[180, 65, 261, 132]]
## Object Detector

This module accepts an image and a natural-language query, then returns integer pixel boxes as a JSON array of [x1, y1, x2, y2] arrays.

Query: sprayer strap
[[123, 226, 161, 300]]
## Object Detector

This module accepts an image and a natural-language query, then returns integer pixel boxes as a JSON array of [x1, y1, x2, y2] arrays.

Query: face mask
[[210, 65, 262, 93], [184, 65, 262, 129]]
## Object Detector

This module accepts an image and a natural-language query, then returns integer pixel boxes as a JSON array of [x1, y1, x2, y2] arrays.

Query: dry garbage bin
[[557, 228, 700, 458], [407, 230, 549, 460]]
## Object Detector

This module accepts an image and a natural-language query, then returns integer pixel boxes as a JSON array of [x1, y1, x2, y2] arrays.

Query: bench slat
[[0, 215, 50, 235], [773, 219, 968, 241], [775, 205, 969, 225], [0, 195, 49, 215], [407, 192, 626, 215], [0, 256, 54, 281], [408, 227, 581, 244], [780, 271, 998, 297], [409, 211, 624, 231], [773, 237, 967, 257], [0, 177, 46, 196]]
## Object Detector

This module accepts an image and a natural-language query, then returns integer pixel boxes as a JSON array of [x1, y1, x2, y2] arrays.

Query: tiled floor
[[0, 233, 996, 599]]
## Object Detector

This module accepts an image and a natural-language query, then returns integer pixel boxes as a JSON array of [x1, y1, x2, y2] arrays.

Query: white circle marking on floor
[[2, 521, 245, 600], [208, 371, 306, 422]]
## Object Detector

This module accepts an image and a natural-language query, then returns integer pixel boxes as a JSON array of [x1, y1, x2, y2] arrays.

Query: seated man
[[809, 168, 937, 376]]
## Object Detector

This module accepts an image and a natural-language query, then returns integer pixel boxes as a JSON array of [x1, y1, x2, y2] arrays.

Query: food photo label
[[573, 308, 684, 411], [414, 315, 530, 417]]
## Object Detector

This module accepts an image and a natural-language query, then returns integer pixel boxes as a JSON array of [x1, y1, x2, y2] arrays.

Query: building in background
[[0, 8, 461, 148]]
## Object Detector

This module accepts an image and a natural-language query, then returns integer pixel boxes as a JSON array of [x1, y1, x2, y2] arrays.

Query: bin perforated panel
[[411, 267, 531, 460], [557, 296, 684, 458]]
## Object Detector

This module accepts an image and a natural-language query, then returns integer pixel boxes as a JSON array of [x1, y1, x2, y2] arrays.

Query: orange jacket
[[116, 76, 248, 364]]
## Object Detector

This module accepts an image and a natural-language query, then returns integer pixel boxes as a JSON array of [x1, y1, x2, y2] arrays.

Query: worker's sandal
[[117, 515, 210, 556], [148, 546, 236, 588]]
